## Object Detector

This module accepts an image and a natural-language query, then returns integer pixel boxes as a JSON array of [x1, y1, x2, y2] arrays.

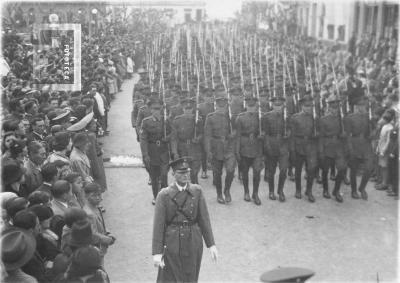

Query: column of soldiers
[[131, 24, 379, 206]]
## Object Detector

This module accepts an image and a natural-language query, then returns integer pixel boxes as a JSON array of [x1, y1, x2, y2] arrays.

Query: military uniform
[[318, 95, 348, 202], [171, 108, 203, 184], [235, 96, 264, 205], [262, 96, 289, 202], [198, 94, 215, 177], [204, 94, 236, 204], [152, 158, 215, 283], [344, 97, 374, 200], [289, 95, 319, 202], [140, 101, 172, 201]]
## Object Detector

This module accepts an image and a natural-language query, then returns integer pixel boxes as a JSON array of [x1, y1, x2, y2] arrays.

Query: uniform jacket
[[235, 111, 263, 158], [204, 111, 236, 161], [261, 110, 289, 156], [140, 115, 171, 166], [152, 183, 215, 283], [289, 112, 318, 155], [344, 112, 373, 158], [171, 113, 203, 160], [318, 113, 346, 158]]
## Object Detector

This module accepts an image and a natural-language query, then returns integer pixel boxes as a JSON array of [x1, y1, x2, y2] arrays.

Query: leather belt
[[180, 139, 191, 144], [169, 220, 196, 228], [268, 134, 282, 138], [323, 135, 339, 139]]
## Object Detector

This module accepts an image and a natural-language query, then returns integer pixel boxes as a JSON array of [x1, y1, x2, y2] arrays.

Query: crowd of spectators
[[1, 6, 169, 282]]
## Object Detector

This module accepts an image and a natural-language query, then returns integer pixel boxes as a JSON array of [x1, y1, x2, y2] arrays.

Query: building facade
[[296, 1, 399, 43]]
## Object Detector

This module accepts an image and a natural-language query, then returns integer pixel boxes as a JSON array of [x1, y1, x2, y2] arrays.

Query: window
[[338, 25, 345, 41], [196, 9, 202, 22], [327, 24, 334, 39]]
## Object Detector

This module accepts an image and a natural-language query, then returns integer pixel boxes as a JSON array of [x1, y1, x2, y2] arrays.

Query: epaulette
[[237, 111, 247, 117], [139, 105, 147, 110], [206, 112, 216, 119]]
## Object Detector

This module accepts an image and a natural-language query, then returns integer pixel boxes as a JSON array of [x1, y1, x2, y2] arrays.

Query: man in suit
[[24, 141, 46, 194], [50, 180, 74, 217]]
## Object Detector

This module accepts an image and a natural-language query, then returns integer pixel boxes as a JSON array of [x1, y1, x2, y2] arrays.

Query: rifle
[[282, 51, 288, 137], [194, 63, 200, 138], [255, 67, 262, 134], [160, 57, 167, 139], [306, 65, 318, 136], [364, 65, 373, 135], [331, 62, 345, 135], [293, 54, 301, 112], [219, 58, 233, 133]]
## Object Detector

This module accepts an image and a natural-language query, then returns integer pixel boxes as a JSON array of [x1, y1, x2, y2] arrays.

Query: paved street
[[100, 77, 398, 282]]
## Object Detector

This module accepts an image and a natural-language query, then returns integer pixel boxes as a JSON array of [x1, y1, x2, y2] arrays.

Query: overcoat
[[152, 183, 215, 283]]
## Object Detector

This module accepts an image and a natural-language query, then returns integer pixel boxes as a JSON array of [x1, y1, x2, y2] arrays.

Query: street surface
[[100, 76, 398, 282]]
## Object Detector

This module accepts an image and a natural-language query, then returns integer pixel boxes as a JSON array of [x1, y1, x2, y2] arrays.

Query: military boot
[[277, 172, 286, 202], [268, 175, 276, 200]]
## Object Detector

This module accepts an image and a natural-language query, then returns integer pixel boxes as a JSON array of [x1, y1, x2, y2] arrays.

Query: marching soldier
[[290, 94, 319, 203], [171, 98, 203, 184], [198, 88, 215, 179], [230, 87, 246, 181], [262, 96, 290, 202], [235, 94, 264, 205], [140, 97, 171, 204], [318, 94, 348, 202], [204, 90, 236, 204], [344, 96, 374, 200], [169, 91, 186, 121]]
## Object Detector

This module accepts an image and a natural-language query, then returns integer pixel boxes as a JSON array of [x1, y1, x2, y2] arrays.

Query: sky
[[205, 0, 243, 20]]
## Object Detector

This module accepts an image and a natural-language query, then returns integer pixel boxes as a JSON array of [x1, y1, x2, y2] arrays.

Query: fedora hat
[[1, 227, 36, 270]]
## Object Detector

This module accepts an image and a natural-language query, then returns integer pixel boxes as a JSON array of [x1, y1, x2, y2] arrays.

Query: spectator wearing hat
[[28, 205, 60, 263], [2, 161, 27, 197], [1, 227, 38, 283], [36, 163, 58, 197], [27, 191, 51, 207], [82, 183, 115, 258], [5, 197, 29, 222], [65, 246, 110, 283], [24, 141, 46, 193], [61, 208, 88, 252], [70, 133, 94, 183], [1, 192, 18, 229], [12, 210, 47, 283], [152, 157, 218, 283], [51, 180, 74, 217]]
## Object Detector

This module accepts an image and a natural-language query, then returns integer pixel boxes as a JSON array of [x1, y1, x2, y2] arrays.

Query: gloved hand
[[209, 245, 218, 263], [153, 254, 165, 268]]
